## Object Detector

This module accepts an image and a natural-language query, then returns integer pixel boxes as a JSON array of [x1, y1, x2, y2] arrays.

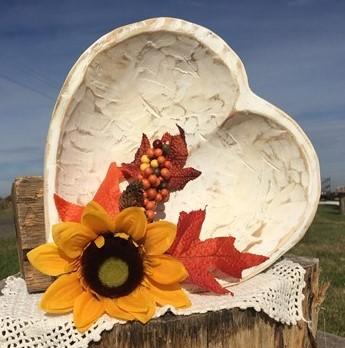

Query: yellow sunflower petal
[[117, 286, 150, 313], [53, 222, 97, 259], [147, 255, 188, 285], [117, 286, 156, 323], [114, 207, 147, 242], [103, 298, 135, 321], [73, 291, 104, 332], [145, 277, 191, 308], [144, 221, 176, 255], [82, 200, 115, 234], [40, 272, 83, 314], [94, 235, 105, 248], [131, 304, 156, 324], [27, 243, 72, 276]]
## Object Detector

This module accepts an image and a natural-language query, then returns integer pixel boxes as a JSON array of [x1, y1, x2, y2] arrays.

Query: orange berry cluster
[[138, 139, 172, 220]]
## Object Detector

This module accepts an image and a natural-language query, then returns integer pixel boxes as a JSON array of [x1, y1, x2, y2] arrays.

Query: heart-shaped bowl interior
[[45, 17, 320, 286]]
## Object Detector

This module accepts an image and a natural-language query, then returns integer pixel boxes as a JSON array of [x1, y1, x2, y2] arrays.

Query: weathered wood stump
[[12, 176, 52, 292], [10, 176, 325, 348]]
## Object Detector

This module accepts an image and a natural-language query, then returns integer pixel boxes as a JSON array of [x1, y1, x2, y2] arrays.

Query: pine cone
[[119, 181, 144, 210]]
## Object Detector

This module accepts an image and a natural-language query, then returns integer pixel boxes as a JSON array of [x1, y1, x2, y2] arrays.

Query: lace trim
[[0, 259, 305, 348]]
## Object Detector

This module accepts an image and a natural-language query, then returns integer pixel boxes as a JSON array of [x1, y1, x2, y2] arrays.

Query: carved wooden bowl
[[45, 18, 320, 285]]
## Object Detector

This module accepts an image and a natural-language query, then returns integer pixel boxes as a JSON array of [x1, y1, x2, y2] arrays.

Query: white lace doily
[[0, 259, 306, 348]]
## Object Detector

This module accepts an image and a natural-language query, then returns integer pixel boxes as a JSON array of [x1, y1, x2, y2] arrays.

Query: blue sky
[[0, 0, 344, 195]]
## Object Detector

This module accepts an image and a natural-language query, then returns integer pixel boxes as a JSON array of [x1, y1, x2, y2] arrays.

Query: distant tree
[[0, 195, 12, 210]]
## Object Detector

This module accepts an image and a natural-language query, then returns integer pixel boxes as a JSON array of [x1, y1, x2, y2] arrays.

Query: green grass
[[0, 207, 15, 238], [0, 204, 344, 336], [0, 207, 19, 278], [0, 235, 19, 279], [291, 204, 345, 337]]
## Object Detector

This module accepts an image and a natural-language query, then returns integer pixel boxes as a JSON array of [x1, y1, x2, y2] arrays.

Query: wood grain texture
[[12, 176, 53, 293], [90, 256, 321, 348], [11, 176, 322, 347]]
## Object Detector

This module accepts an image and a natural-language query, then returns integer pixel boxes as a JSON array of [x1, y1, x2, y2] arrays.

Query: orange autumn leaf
[[93, 163, 123, 217], [54, 163, 123, 222], [54, 194, 83, 223]]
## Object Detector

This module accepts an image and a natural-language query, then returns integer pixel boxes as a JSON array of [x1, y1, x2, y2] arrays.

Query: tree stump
[[12, 176, 53, 292], [10, 176, 324, 348]]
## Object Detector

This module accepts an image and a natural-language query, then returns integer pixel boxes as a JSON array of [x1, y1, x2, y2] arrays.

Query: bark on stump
[[11, 176, 323, 348]]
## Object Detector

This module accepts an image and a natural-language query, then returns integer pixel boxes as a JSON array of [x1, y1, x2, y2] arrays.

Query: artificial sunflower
[[27, 201, 190, 332]]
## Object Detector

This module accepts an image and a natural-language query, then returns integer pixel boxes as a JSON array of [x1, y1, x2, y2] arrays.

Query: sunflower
[[27, 201, 190, 332]]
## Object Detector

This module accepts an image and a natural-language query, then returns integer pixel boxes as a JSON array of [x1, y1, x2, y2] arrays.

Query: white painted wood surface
[[44, 17, 320, 286]]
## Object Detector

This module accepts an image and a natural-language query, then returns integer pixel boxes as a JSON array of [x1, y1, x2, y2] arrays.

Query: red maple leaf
[[54, 163, 123, 222], [161, 125, 188, 168], [121, 126, 201, 191], [167, 210, 269, 294]]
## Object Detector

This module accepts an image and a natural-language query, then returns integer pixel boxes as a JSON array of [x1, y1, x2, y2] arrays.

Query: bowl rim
[[44, 17, 321, 285]]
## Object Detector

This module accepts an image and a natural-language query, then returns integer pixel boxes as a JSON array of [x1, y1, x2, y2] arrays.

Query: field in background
[[291, 204, 345, 337], [0, 207, 18, 278], [0, 204, 344, 336]]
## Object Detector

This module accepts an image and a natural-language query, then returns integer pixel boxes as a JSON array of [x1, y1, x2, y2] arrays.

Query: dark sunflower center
[[81, 233, 143, 298]]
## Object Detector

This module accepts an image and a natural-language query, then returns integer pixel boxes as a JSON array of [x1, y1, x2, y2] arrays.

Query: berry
[[163, 160, 172, 169], [147, 148, 155, 158], [150, 159, 159, 168], [163, 192, 170, 202], [160, 168, 171, 179], [160, 188, 169, 198], [158, 181, 167, 190], [145, 200, 156, 210], [144, 167, 153, 177], [146, 210, 155, 220], [140, 163, 149, 172], [142, 179, 151, 190], [141, 155, 150, 163], [137, 174, 143, 180], [147, 188, 157, 200], [148, 174, 158, 185], [153, 177, 161, 187], [156, 193, 163, 202], [162, 143, 170, 155], [154, 148, 163, 157], [157, 155, 166, 165], [153, 139, 162, 149]]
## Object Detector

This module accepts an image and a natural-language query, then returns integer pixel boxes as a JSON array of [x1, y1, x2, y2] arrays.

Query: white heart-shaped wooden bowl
[[44, 18, 320, 285]]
